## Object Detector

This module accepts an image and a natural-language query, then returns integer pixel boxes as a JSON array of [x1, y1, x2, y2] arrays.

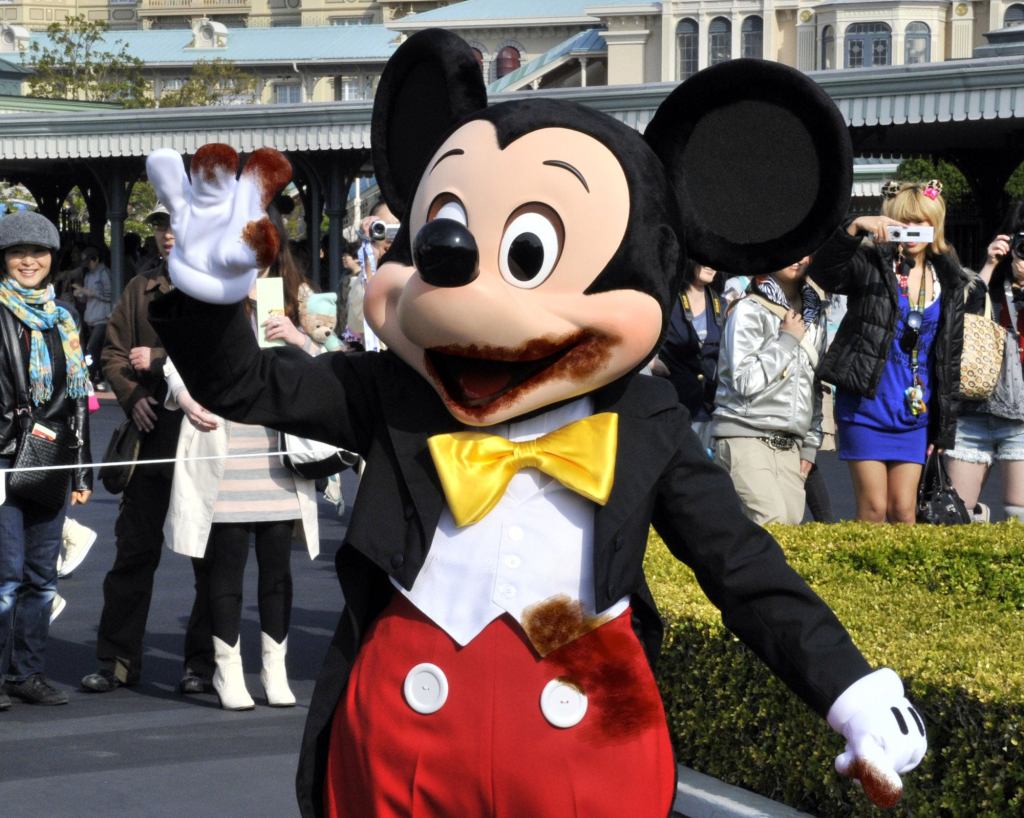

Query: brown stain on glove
[[191, 143, 238, 183], [848, 757, 902, 809], [243, 148, 293, 208], [243, 217, 279, 269]]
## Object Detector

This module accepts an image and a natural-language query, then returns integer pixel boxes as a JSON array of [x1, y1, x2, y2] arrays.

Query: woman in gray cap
[[0, 209, 92, 711]]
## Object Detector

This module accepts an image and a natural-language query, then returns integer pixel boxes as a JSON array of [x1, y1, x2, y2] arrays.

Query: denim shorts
[[946, 411, 1024, 465]]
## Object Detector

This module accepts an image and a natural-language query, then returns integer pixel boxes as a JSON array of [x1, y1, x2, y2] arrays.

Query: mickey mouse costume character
[[147, 29, 926, 818]]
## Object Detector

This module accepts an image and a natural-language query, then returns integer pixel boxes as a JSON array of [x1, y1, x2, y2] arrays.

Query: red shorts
[[324, 594, 675, 818]]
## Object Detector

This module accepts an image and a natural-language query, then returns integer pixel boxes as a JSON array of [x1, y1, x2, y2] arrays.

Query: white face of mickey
[[364, 121, 663, 426]]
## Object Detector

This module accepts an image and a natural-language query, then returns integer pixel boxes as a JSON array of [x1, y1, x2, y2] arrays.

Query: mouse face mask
[[364, 30, 851, 427]]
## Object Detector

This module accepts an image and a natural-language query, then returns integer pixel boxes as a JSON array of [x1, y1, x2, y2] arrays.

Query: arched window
[[821, 25, 835, 69], [676, 18, 698, 79], [845, 22, 891, 68], [905, 22, 930, 64], [741, 16, 763, 58], [709, 17, 731, 65], [495, 46, 521, 79], [1006, 3, 1024, 26]]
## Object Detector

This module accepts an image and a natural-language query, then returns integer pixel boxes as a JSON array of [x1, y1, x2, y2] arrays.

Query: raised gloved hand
[[827, 668, 927, 808], [145, 144, 292, 304]]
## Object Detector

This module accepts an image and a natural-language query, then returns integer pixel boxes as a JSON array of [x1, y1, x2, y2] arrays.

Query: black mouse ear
[[645, 59, 852, 275], [371, 28, 488, 220]]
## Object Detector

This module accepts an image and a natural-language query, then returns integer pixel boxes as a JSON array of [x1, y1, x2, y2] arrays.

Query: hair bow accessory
[[881, 180, 901, 200], [922, 179, 943, 200]]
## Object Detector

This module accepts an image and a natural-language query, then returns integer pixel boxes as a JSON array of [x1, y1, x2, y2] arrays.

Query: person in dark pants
[[80, 206, 213, 694], [0, 211, 93, 710]]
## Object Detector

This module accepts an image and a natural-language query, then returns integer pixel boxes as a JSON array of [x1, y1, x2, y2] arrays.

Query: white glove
[[145, 144, 292, 304], [827, 668, 927, 809]]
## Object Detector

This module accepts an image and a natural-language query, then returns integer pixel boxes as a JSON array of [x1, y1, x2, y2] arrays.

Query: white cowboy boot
[[260, 632, 296, 707], [212, 636, 254, 711]]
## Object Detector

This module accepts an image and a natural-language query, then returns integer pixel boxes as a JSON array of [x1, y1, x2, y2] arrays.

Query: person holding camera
[[709, 257, 827, 525], [944, 201, 1024, 523], [806, 180, 981, 523], [344, 201, 399, 352]]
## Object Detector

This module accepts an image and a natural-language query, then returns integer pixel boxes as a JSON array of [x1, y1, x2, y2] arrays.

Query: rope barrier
[[0, 448, 343, 475]]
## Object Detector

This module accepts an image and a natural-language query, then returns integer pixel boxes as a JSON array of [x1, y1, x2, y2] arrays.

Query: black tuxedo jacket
[[151, 292, 871, 818]]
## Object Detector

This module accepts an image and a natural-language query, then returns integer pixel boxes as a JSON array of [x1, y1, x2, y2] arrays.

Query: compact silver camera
[[885, 225, 934, 244], [369, 219, 400, 241]]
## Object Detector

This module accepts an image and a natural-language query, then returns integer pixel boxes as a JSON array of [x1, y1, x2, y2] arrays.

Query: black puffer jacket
[[0, 303, 92, 492], [807, 227, 983, 449]]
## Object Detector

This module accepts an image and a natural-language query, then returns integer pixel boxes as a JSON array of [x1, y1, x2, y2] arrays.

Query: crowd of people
[[1, 178, 1020, 712]]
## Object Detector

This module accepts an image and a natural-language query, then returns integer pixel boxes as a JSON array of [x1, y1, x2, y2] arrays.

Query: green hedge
[[647, 522, 1024, 817]]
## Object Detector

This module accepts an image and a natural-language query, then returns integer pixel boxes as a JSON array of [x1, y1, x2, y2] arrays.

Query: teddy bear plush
[[147, 28, 926, 818], [296, 283, 342, 352]]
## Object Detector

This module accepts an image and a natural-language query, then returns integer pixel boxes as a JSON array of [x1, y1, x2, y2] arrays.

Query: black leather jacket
[[0, 303, 93, 492]]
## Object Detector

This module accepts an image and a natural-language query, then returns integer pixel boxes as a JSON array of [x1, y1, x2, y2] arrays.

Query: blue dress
[[836, 288, 940, 464]]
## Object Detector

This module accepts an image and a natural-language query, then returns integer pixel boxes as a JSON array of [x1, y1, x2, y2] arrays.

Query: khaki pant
[[713, 437, 806, 525]]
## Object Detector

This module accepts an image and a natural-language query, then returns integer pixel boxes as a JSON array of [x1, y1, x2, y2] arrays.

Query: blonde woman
[[807, 180, 981, 523]]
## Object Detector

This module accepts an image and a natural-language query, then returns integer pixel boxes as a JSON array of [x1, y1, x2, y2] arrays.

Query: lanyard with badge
[[897, 261, 930, 416], [680, 290, 721, 345]]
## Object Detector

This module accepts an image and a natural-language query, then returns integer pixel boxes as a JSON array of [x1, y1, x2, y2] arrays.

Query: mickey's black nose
[[413, 218, 479, 288]]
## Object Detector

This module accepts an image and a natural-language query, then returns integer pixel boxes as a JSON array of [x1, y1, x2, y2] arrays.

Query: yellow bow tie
[[427, 412, 618, 527]]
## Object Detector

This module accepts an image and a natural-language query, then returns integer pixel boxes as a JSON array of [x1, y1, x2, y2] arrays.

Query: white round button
[[507, 525, 524, 541], [403, 663, 448, 715], [504, 554, 522, 569], [540, 678, 588, 728]]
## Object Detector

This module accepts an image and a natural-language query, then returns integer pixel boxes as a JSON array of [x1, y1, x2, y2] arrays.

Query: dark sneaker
[[178, 669, 212, 695], [0, 688, 11, 711], [4, 674, 69, 706], [81, 669, 130, 693]]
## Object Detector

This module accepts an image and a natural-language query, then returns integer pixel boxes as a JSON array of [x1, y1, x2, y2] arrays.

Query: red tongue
[[458, 369, 514, 400]]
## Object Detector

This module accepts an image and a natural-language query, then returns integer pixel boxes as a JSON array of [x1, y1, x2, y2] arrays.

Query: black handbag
[[916, 451, 970, 525], [99, 418, 142, 494], [1, 307, 79, 512]]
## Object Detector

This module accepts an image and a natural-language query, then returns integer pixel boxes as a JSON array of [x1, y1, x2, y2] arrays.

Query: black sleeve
[[72, 393, 92, 493], [651, 428, 871, 717], [149, 290, 376, 456], [806, 226, 876, 297]]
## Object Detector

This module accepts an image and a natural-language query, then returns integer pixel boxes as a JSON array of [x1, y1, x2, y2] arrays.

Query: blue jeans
[[0, 459, 67, 683]]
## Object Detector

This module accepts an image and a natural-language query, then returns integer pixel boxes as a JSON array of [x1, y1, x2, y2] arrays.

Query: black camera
[[1011, 232, 1024, 259], [369, 219, 400, 242]]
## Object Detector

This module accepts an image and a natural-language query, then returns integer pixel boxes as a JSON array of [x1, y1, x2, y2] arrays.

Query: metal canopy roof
[[2, 56, 1024, 161]]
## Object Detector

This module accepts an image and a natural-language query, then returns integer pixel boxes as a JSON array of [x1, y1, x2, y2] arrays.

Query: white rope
[[0, 448, 336, 475]]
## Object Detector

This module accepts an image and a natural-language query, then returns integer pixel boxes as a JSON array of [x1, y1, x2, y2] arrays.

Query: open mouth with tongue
[[424, 330, 608, 416]]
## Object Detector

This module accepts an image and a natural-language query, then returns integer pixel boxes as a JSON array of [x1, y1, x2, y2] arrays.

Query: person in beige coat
[[162, 357, 320, 710]]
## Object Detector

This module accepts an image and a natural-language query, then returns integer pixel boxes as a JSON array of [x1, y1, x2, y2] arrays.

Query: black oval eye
[[507, 232, 545, 281], [498, 211, 561, 289]]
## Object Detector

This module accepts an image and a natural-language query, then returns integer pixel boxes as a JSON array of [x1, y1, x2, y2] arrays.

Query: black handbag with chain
[[916, 451, 970, 525], [1, 306, 79, 512]]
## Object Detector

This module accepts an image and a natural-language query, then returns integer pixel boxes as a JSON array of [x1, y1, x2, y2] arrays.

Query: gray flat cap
[[0, 210, 60, 252]]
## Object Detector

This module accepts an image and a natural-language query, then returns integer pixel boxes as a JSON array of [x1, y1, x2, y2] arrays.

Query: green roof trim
[[0, 94, 122, 113]]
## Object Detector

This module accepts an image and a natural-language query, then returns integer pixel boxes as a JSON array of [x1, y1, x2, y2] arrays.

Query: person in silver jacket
[[710, 257, 828, 524]]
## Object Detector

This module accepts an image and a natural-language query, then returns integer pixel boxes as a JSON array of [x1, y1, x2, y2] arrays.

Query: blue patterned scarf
[[0, 277, 88, 405], [752, 275, 822, 327]]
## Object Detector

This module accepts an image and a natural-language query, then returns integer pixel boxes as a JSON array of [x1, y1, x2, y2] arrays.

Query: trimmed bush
[[647, 521, 1024, 817]]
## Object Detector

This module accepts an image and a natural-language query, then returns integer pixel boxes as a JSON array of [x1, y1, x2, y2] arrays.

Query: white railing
[[141, 0, 249, 10]]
